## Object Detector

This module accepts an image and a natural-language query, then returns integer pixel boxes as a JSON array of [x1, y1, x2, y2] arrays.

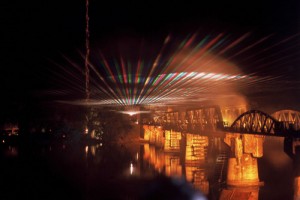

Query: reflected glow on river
[[0, 132, 296, 199]]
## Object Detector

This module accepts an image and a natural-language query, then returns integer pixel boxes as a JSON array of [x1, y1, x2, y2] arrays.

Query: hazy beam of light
[[193, 33, 224, 58], [255, 53, 300, 71], [175, 33, 225, 73], [218, 32, 251, 55], [144, 35, 171, 86], [46, 66, 86, 94], [49, 57, 85, 91], [171, 35, 211, 72], [136, 35, 197, 104], [139, 72, 178, 103], [238, 33, 300, 64], [113, 59, 124, 84], [60, 32, 297, 106], [147, 73, 196, 103], [99, 52, 127, 104], [227, 34, 273, 59], [162, 34, 202, 73], [89, 62, 126, 105], [120, 56, 131, 104]]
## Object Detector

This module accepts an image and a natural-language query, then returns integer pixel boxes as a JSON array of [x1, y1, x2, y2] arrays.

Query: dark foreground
[[0, 137, 207, 200], [0, 135, 296, 200]]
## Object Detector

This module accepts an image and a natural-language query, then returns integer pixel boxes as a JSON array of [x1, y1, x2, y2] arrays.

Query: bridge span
[[141, 106, 300, 195], [143, 106, 300, 138]]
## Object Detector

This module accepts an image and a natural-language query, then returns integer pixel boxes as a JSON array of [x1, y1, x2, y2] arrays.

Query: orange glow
[[227, 154, 260, 186], [185, 166, 209, 195], [118, 110, 151, 116], [90, 146, 96, 156], [143, 143, 150, 160], [164, 154, 182, 177], [185, 134, 208, 164], [143, 125, 150, 141], [164, 130, 181, 152], [85, 146, 89, 156], [294, 176, 300, 199]]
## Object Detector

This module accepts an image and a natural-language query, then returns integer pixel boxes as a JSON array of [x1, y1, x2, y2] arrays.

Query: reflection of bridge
[[141, 107, 300, 198]]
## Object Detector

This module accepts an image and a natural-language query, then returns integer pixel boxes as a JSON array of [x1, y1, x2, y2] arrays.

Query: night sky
[[1, 0, 300, 116]]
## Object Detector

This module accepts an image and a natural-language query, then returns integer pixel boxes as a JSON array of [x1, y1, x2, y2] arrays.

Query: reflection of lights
[[130, 162, 134, 175], [2, 140, 5, 143], [90, 145, 96, 156], [5, 146, 18, 157], [85, 146, 89, 155], [295, 176, 300, 199], [85, 127, 89, 134], [136, 152, 139, 161]]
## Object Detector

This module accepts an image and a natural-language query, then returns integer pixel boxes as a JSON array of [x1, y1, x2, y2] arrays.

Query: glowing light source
[[85, 146, 89, 155], [130, 162, 134, 175], [118, 110, 151, 116]]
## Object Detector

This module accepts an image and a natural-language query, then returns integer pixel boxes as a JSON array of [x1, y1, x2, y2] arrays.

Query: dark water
[[0, 134, 295, 200]]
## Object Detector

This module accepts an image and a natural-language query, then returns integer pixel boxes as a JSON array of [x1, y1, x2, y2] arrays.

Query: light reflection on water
[[0, 135, 296, 199]]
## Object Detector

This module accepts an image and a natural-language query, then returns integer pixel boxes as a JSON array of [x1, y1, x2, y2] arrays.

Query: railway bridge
[[142, 106, 300, 190]]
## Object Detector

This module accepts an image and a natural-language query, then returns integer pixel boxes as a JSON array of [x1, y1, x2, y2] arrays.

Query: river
[[0, 128, 296, 200]]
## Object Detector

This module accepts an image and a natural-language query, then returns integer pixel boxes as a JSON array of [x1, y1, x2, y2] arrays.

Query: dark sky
[[1, 0, 300, 107]]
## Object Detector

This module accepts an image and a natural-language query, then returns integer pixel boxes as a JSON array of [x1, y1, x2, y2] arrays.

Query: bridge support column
[[293, 143, 300, 200], [154, 126, 164, 147], [224, 133, 264, 187], [142, 125, 164, 147], [185, 133, 208, 165], [164, 130, 181, 152], [282, 137, 300, 199], [142, 125, 151, 141]]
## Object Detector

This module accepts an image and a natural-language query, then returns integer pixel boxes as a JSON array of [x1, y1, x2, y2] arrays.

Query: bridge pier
[[143, 125, 164, 147], [295, 144, 300, 200], [224, 133, 264, 187], [164, 130, 181, 152], [142, 125, 151, 141], [185, 133, 208, 165]]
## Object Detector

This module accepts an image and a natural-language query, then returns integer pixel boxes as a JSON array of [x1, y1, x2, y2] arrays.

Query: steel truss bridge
[[145, 106, 300, 138]]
